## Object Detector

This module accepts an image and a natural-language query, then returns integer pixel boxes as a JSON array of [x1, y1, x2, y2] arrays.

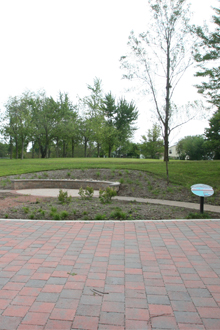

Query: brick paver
[[0, 219, 220, 329]]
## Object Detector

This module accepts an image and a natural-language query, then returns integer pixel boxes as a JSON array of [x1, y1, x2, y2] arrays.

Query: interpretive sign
[[191, 184, 214, 213]]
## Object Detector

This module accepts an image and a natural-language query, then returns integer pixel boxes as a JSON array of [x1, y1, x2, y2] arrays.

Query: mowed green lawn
[[0, 158, 219, 190]]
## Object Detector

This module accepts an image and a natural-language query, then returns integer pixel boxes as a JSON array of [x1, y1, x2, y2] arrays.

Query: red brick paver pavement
[[0, 220, 220, 329]]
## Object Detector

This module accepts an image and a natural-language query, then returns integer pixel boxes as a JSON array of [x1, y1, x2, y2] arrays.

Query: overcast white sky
[[0, 0, 219, 145]]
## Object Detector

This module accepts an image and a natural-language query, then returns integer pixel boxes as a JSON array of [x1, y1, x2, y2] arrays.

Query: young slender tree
[[120, 0, 193, 182]]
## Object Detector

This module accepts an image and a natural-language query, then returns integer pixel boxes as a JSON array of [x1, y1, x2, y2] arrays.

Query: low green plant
[[53, 213, 61, 220], [110, 207, 127, 220], [166, 187, 174, 193], [40, 210, 45, 216], [148, 183, 153, 191], [22, 206, 29, 214], [152, 188, 160, 196], [95, 213, 107, 220], [5, 214, 8, 218], [99, 187, 117, 204], [78, 186, 94, 200], [60, 211, 69, 219], [51, 207, 57, 213], [186, 212, 211, 219], [30, 213, 35, 219], [118, 171, 122, 176], [83, 211, 88, 215], [96, 171, 100, 177], [67, 172, 71, 177], [72, 209, 77, 215], [119, 178, 124, 184], [58, 189, 71, 204]]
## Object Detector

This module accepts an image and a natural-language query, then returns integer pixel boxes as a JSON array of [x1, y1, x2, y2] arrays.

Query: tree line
[[0, 78, 138, 159]]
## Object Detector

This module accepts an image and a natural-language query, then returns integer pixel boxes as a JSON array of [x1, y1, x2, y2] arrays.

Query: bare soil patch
[[0, 169, 219, 220]]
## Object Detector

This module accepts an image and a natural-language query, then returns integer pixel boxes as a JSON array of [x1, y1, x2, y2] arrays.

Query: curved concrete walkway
[[14, 188, 220, 214]]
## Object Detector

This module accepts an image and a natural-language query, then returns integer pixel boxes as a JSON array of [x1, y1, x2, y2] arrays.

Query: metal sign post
[[191, 184, 214, 214]]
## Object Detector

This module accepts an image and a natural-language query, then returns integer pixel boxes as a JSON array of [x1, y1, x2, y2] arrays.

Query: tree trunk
[[56, 138, 59, 158], [32, 141, 35, 158], [21, 137, 24, 160], [97, 143, 100, 157], [10, 136, 13, 159], [164, 39, 171, 184], [15, 138, 18, 159], [108, 145, 111, 158], [84, 139, 87, 157], [72, 138, 74, 158]]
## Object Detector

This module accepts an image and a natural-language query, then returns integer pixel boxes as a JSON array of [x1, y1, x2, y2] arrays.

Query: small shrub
[[22, 207, 29, 214], [118, 171, 122, 176], [110, 207, 127, 220], [95, 213, 107, 220], [53, 213, 61, 220], [51, 207, 57, 213], [96, 171, 100, 177], [186, 212, 211, 219], [83, 211, 88, 215], [30, 213, 34, 219], [67, 172, 71, 177], [119, 178, 124, 184], [72, 209, 77, 215], [58, 190, 71, 204], [99, 187, 117, 204], [5, 214, 8, 219], [60, 211, 69, 219], [78, 186, 94, 200]]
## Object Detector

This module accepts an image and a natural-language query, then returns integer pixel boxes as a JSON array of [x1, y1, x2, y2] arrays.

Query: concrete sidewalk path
[[14, 188, 220, 213], [0, 219, 220, 329]]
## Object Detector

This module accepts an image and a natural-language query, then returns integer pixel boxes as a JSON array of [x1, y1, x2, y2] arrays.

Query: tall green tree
[[176, 135, 206, 160], [82, 78, 105, 157], [120, 0, 193, 182], [30, 91, 57, 158], [3, 93, 32, 159], [101, 93, 138, 157], [115, 98, 138, 156], [140, 124, 163, 159], [194, 4, 220, 108], [100, 93, 118, 157], [205, 109, 220, 159]]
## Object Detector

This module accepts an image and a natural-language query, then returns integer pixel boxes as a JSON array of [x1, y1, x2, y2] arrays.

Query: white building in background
[[169, 145, 179, 159]]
